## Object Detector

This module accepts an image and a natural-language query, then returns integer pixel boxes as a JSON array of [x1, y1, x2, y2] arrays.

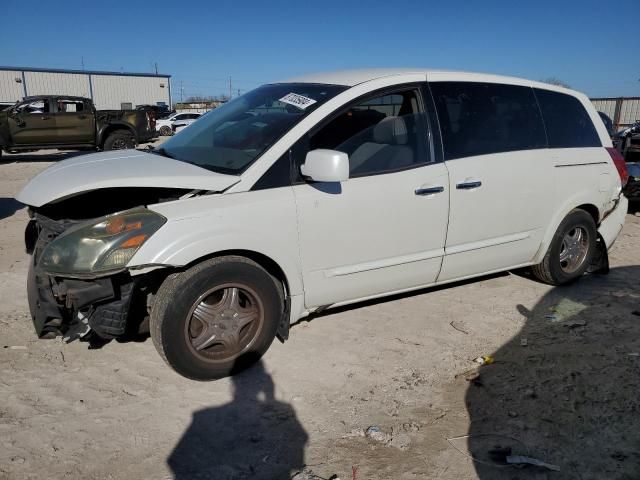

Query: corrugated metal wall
[[0, 68, 170, 109], [591, 97, 640, 131], [0, 70, 25, 103], [24, 71, 90, 98], [91, 75, 169, 109], [619, 98, 640, 126]]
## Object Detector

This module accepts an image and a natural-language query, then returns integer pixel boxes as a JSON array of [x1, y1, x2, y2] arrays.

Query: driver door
[[9, 98, 58, 145], [292, 86, 450, 308]]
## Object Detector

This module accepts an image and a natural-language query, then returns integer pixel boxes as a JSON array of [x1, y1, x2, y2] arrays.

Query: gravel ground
[[1, 147, 639, 480]]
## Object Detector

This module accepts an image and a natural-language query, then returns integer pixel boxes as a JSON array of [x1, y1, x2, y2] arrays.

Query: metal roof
[[0, 65, 171, 78]]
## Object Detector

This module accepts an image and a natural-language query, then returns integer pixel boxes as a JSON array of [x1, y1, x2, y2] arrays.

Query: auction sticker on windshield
[[279, 93, 317, 110]]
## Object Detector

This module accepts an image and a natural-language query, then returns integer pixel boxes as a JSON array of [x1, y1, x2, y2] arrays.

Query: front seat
[[348, 116, 414, 175]]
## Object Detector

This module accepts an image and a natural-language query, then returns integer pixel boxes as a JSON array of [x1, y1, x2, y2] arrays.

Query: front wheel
[[158, 125, 172, 136], [150, 256, 283, 380], [532, 209, 597, 285]]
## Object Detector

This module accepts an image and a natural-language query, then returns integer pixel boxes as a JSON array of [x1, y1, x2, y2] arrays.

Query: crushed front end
[[26, 212, 150, 341]]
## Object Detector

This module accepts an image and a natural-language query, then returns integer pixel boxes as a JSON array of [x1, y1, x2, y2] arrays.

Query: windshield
[[158, 83, 347, 174]]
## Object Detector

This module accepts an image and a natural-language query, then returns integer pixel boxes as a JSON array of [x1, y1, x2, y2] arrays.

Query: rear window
[[534, 89, 600, 148], [431, 82, 547, 160]]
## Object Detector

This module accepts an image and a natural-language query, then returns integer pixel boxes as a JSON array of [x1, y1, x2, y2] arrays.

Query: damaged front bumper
[[27, 260, 138, 339], [25, 214, 147, 341]]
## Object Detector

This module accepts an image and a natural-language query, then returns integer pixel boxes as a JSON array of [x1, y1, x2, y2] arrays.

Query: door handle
[[456, 181, 482, 190], [415, 186, 444, 196]]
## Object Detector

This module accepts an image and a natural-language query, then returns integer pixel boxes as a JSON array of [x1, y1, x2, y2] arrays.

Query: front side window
[[534, 89, 600, 148], [431, 82, 547, 160], [18, 99, 50, 114], [308, 88, 430, 177], [158, 83, 347, 174]]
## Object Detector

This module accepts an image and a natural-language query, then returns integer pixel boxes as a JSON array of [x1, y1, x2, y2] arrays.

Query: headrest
[[373, 116, 408, 145]]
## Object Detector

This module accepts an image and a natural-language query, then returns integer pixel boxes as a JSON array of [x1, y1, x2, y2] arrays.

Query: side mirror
[[300, 149, 349, 183]]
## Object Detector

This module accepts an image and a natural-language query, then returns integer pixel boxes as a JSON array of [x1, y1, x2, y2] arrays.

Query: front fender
[[128, 189, 304, 296]]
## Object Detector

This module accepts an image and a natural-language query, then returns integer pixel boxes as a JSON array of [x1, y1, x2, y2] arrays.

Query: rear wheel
[[532, 209, 596, 285], [150, 256, 283, 380], [159, 125, 172, 136], [103, 130, 135, 150]]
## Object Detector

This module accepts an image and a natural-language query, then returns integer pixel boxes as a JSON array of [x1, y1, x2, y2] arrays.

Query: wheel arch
[[182, 249, 293, 298], [98, 123, 137, 147], [533, 197, 602, 264]]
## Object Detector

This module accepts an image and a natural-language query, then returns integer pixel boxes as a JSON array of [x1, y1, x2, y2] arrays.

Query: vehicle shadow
[[167, 358, 309, 479], [0, 197, 24, 220], [0, 150, 87, 163], [465, 266, 640, 478]]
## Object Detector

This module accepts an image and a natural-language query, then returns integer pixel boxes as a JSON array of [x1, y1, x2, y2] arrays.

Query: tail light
[[606, 147, 628, 187], [148, 111, 156, 130]]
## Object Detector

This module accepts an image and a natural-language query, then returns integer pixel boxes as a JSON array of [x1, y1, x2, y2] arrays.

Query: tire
[[150, 256, 283, 380], [159, 125, 171, 136], [103, 130, 135, 150], [532, 209, 597, 285]]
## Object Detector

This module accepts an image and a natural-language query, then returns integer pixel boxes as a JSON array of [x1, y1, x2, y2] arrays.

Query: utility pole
[[154, 62, 158, 75], [180, 80, 184, 102], [229, 76, 232, 100], [81, 57, 85, 70]]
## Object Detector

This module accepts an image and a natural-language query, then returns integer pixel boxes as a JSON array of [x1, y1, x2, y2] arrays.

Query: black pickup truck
[[0, 95, 157, 158]]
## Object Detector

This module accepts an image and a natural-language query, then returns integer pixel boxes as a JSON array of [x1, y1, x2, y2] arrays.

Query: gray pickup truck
[[0, 95, 157, 158]]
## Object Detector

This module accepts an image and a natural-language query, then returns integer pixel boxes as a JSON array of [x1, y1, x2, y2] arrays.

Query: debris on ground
[[4, 345, 27, 350], [474, 355, 494, 365], [546, 299, 587, 322], [520, 337, 528, 347], [449, 320, 469, 334], [631, 310, 640, 316], [506, 455, 560, 471], [563, 319, 587, 329], [364, 426, 392, 444]]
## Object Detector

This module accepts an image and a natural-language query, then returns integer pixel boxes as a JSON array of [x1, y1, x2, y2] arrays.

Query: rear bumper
[[598, 196, 628, 250]]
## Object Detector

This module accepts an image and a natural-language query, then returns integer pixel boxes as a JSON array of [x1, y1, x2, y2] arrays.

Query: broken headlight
[[41, 209, 166, 276]]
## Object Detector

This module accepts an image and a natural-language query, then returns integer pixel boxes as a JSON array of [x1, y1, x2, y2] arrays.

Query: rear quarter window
[[534, 89, 601, 148], [431, 82, 547, 160]]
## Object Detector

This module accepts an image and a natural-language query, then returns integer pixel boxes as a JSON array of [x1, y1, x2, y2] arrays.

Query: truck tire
[[103, 130, 135, 150], [532, 209, 596, 285], [150, 256, 284, 381]]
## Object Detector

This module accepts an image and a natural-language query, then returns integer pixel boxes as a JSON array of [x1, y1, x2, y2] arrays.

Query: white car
[[171, 117, 199, 134], [155, 112, 201, 136], [17, 69, 628, 380]]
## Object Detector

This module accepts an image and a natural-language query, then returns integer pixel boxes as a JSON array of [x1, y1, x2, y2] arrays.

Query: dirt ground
[[1, 147, 639, 480]]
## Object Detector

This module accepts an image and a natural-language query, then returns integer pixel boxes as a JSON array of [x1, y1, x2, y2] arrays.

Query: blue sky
[[1, 0, 637, 100]]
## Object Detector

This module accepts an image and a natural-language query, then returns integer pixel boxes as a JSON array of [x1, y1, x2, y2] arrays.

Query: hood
[[16, 150, 240, 207]]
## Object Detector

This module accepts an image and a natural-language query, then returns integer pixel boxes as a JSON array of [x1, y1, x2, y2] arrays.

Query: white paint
[[17, 69, 627, 326]]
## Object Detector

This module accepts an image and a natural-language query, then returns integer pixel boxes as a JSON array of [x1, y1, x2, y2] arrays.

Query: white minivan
[[17, 69, 629, 380]]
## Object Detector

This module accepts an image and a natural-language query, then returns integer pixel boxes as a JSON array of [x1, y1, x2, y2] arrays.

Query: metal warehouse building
[[591, 97, 639, 131], [0, 66, 171, 110]]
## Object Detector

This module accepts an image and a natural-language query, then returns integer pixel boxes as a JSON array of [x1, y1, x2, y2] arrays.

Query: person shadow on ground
[[168, 359, 308, 480], [0, 198, 24, 220], [465, 266, 640, 479]]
